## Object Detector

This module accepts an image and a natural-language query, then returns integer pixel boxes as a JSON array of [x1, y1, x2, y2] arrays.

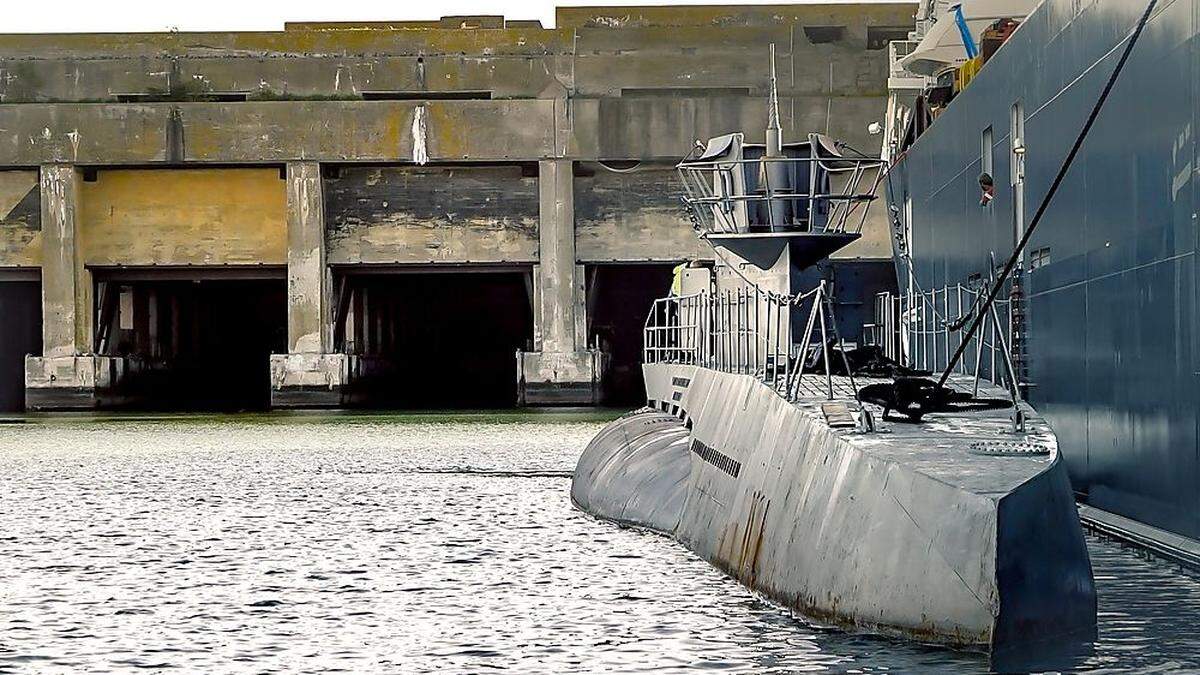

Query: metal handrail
[[643, 281, 852, 402], [676, 153, 886, 237], [867, 282, 1017, 396]]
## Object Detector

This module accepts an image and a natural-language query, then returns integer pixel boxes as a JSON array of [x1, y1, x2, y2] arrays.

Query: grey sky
[[3, 0, 904, 33]]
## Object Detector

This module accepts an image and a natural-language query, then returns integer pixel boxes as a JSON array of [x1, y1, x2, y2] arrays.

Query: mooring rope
[[936, 0, 1160, 389]]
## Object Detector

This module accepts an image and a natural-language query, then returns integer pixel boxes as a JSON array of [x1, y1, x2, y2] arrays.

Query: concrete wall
[[0, 4, 907, 267], [0, 171, 41, 269], [575, 164, 708, 263], [79, 169, 286, 266], [325, 166, 538, 265]]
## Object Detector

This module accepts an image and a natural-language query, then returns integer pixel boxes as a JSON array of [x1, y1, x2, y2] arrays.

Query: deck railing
[[866, 282, 1017, 394], [643, 281, 853, 401]]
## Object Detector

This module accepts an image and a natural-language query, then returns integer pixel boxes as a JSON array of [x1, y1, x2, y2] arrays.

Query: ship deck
[[788, 373, 1059, 498]]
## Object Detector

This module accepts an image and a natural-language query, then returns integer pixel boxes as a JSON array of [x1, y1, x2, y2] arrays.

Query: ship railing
[[887, 40, 921, 82], [676, 152, 886, 237], [867, 282, 1017, 393], [643, 281, 852, 402]]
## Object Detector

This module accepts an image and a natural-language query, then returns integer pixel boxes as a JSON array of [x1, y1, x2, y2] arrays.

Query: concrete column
[[537, 159, 579, 353], [517, 159, 603, 405], [285, 162, 330, 354], [25, 165, 126, 410], [269, 161, 355, 407], [41, 165, 88, 357]]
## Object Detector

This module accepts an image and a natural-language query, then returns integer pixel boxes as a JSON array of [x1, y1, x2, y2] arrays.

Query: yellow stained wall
[[80, 168, 286, 266], [0, 170, 41, 267]]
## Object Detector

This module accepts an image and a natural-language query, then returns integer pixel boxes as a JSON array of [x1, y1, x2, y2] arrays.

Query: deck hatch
[[821, 402, 857, 428]]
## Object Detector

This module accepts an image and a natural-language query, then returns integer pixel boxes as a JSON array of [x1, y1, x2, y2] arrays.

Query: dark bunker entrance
[[0, 278, 41, 412], [336, 269, 534, 408], [94, 273, 286, 410], [587, 263, 676, 407]]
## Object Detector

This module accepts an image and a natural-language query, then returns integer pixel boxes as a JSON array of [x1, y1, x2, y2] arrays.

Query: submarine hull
[[573, 363, 1096, 656]]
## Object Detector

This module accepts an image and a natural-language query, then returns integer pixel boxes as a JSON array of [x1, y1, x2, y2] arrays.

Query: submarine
[[571, 48, 1096, 662]]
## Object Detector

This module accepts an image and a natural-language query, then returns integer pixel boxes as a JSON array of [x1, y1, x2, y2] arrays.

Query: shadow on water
[[991, 631, 1098, 673]]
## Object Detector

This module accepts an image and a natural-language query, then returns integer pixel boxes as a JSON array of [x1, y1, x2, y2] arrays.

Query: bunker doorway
[[586, 263, 676, 406], [333, 268, 534, 408], [0, 278, 40, 411], [93, 272, 286, 410]]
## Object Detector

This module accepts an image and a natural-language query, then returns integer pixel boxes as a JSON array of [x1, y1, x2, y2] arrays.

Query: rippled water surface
[[2, 412, 1199, 673]]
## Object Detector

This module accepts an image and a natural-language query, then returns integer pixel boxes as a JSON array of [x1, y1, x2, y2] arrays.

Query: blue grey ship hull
[[573, 363, 1096, 655], [886, 0, 1200, 544]]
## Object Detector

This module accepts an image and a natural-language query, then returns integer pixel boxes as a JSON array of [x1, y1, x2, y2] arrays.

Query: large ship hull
[[885, 0, 1200, 545], [574, 363, 1096, 656]]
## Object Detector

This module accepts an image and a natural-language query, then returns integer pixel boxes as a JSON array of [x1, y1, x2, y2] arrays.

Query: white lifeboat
[[899, 0, 1037, 77]]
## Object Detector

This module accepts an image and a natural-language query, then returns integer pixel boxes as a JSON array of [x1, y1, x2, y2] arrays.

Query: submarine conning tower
[[673, 51, 886, 355]]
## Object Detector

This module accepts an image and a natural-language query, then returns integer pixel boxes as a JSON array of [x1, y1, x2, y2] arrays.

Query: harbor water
[[1, 413, 1198, 674]]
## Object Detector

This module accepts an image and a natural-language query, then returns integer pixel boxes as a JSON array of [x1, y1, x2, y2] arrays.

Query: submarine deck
[[654, 367, 1060, 499]]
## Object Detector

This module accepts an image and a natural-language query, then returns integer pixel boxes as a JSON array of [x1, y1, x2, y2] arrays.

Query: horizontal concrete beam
[[0, 6, 911, 105], [0, 100, 560, 164], [0, 31, 890, 103], [0, 94, 885, 166], [579, 94, 886, 159], [0, 27, 575, 59], [557, 4, 915, 29]]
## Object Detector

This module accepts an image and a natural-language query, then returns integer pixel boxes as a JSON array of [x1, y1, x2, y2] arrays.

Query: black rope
[[935, 0, 1159, 389]]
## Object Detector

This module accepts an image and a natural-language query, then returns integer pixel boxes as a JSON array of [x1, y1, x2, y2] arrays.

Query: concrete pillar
[[24, 165, 127, 410], [40, 165, 88, 358], [517, 159, 603, 405], [269, 161, 355, 407], [285, 161, 330, 355], [537, 159, 574, 353]]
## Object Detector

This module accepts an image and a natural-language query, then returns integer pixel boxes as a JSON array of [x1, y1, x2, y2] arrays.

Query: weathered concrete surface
[[0, 5, 913, 409], [517, 350, 604, 405], [0, 101, 562, 165], [325, 166, 538, 265], [269, 352, 356, 408], [24, 355, 130, 410], [574, 363, 1096, 654], [575, 164, 709, 263], [0, 96, 886, 165], [0, 28, 574, 102], [557, 3, 911, 31], [272, 162, 345, 408], [285, 162, 329, 355], [37, 166, 88, 358], [78, 168, 286, 266], [0, 171, 41, 268], [536, 160, 579, 356], [518, 159, 599, 405], [25, 166, 126, 407], [0, 4, 910, 164]]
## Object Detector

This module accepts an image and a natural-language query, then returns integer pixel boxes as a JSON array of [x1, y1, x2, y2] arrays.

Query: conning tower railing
[[676, 133, 886, 236], [643, 281, 851, 402]]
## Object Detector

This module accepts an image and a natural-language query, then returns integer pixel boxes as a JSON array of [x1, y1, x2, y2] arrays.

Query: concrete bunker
[[92, 270, 286, 410], [332, 267, 534, 408], [0, 277, 40, 411], [586, 263, 675, 406]]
